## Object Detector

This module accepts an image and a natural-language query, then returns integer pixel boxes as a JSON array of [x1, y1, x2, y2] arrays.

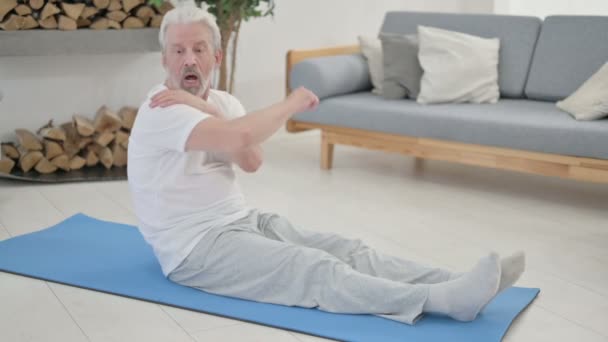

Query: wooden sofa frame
[[285, 46, 608, 183]]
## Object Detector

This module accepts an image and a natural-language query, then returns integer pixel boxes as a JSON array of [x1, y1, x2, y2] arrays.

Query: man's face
[[162, 22, 222, 96]]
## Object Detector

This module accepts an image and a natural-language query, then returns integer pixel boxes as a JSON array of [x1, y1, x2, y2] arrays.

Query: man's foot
[[449, 251, 526, 293], [497, 251, 525, 293], [423, 253, 501, 321]]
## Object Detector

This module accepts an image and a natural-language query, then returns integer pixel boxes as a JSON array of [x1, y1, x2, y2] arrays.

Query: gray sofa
[[286, 12, 608, 183]]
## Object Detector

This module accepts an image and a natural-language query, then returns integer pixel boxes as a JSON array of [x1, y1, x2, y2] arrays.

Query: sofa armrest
[[286, 45, 369, 99]]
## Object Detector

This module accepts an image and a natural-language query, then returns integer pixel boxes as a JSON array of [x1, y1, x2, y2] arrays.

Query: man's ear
[[161, 52, 167, 70], [215, 49, 223, 69]]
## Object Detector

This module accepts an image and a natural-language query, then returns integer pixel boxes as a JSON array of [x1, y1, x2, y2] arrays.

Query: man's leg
[[170, 225, 429, 324], [256, 213, 454, 284], [169, 222, 501, 324]]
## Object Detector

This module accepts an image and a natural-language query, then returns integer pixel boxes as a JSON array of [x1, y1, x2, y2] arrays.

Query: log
[[58, 15, 77, 30], [0, 158, 15, 174], [98, 147, 113, 169], [21, 15, 38, 29], [115, 130, 129, 148], [15, 129, 42, 151], [35, 158, 57, 174], [69, 155, 86, 170], [112, 142, 127, 167], [15, 4, 33, 16], [108, 19, 121, 29], [136, 5, 154, 25], [1, 142, 20, 160], [94, 106, 122, 133], [0, 0, 18, 22], [77, 18, 91, 28], [51, 154, 70, 171], [154, 1, 173, 15], [85, 149, 99, 167], [94, 131, 115, 147], [90, 17, 109, 30], [19, 150, 43, 173], [73, 115, 95, 137], [0, 15, 25, 31], [40, 2, 61, 20], [78, 137, 93, 150], [44, 140, 63, 160], [106, 10, 127, 22], [122, 0, 143, 13], [61, 2, 85, 20], [29, 0, 44, 11], [81, 6, 98, 19], [60, 122, 83, 158], [93, 0, 110, 10], [39, 15, 58, 29], [123, 16, 144, 29], [150, 14, 162, 28], [89, 144, 113, 169], [118, 106, 137, 130], [108, 0, 122, 11], [38, 120, 66, 141]]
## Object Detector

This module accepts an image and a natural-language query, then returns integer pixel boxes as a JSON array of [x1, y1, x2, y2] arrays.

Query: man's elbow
[[240, 149, 263, 173], [241, 157, 263, 173]]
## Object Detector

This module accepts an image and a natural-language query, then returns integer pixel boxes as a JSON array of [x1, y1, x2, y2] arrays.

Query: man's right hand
[[287, 87, 319, 113], [151, 89, 222, 118]]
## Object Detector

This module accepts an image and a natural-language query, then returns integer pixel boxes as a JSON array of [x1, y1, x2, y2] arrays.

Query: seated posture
[[128, 5, 525, 325]]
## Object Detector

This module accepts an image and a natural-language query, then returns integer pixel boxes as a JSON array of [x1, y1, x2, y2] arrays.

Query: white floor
[[1, 132, 607, 342]]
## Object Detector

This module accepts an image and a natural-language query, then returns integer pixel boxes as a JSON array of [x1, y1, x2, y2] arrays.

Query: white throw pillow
[[358, 36, 383, 95], [556, 61, 608, 121], [417, 26, 500, 105]]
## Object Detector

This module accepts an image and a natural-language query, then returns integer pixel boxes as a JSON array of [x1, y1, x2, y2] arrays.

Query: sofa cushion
[[525, 16, 608, 102], [557, 61, 608, 121], [416, 26, 500, 105], [379, 33, 422, 99], [293, 94, 608, 160], [289, 54, 371, 100], [380, 11, 541, 98], [358, 36, 384, 95]]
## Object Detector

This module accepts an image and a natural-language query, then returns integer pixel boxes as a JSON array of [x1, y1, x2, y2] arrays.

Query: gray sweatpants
[[168, 210, 453, 324]]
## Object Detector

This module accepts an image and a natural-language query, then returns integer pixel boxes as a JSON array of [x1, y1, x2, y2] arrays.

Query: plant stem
[[228, 17, 242, 94]]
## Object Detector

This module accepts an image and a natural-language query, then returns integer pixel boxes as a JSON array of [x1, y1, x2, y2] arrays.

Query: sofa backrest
[[380, 11, 541, 99], [524, 16, 608, 102]]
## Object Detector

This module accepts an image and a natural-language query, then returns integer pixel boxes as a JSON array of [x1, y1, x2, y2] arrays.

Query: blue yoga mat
[[0, 214, 539, 342]]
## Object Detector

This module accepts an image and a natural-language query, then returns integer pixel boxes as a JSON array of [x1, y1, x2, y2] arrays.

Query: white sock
[[423, 253, 501, 322], [449, 251, 526, 294], [497, 251, 525, 293]]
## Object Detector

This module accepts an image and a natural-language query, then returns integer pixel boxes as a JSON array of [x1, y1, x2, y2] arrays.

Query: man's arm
[[229, 145, 263, 173], [184, 87, 318, 154]]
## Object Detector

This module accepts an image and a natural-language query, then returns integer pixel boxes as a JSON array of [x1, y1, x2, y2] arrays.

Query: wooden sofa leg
[[321, 132, 334, 170]]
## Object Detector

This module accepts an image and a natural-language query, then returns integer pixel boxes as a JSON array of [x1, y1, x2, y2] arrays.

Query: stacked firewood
[[0, 0, 173, 31], [0, 106, 137, 175]]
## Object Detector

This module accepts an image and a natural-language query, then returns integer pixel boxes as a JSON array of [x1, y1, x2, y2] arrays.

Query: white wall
[[0, 0, 490, 141], [494, 0, 608, 17]]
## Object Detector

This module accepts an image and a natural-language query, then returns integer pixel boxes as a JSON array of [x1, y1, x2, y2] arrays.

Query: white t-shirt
[[128, 84, 251, 276]]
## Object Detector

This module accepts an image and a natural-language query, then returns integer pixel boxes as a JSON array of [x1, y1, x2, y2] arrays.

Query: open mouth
[[184, 74, 199, 81]]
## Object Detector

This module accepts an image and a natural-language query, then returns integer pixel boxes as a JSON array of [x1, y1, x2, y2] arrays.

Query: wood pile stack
[[0, 106, 137, 175], [0, 0, 173, 31]]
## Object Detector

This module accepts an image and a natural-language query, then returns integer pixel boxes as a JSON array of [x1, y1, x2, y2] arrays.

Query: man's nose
[[184, 50, 197, 66]]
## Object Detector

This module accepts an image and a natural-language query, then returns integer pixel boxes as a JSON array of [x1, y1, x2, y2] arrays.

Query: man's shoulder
[[137, 84, 167, 112], [209, 89, 246, 116], [146, 84, 168, 99]]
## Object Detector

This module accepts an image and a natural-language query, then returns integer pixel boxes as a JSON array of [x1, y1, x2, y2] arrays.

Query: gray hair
[[159, 4, 222, 52]]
